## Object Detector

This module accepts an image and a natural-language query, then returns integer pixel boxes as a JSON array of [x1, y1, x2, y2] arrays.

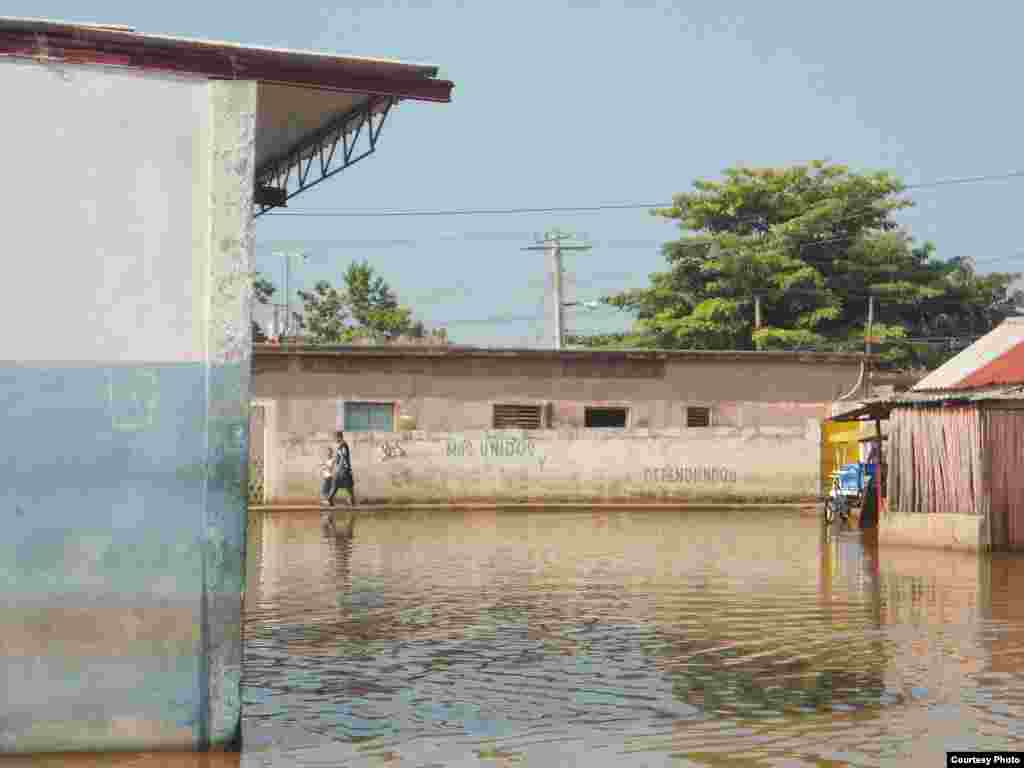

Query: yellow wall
[[821, 420, 861, 493]]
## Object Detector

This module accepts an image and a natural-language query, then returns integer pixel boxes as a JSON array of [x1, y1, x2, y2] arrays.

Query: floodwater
[[8, 507, 1022, 767], [238, 507, 1024, 767]]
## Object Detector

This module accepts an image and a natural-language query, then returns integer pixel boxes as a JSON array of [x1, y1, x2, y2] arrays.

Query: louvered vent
[[493, 404, 543, 430], [686, 406, 711, 428]]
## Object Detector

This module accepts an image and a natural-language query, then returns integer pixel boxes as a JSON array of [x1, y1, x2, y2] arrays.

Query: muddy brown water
[[238, 507, 1024, 766], [8, 506, 1023, 767]]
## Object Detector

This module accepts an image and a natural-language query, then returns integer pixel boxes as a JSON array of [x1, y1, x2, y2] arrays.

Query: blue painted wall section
[[1, 363, 208, 750]]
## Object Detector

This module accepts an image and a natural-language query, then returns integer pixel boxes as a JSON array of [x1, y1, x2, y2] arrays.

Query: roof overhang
[[0, 18, 454, 213], [829, 401, 894, 423], [829, 383, 1024, 422]]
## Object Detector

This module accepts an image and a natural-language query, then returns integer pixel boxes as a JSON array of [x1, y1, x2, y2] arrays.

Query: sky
[[16, 1, 1024, 346]]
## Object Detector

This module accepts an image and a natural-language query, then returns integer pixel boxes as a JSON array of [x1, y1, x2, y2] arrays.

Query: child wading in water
[[319, 447, 336, 506]]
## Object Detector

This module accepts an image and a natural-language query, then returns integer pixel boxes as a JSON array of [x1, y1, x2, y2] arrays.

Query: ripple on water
[[242, 508, 1024, 766]]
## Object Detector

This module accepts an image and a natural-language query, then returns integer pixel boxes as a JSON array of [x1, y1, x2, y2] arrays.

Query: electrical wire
[[264, 170, 1024, 218], [257, 167, 1024, 339]]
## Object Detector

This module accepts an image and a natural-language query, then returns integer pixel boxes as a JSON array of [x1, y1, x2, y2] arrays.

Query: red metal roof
[[0, 17, 453, 102], [912, 318, 1024, 392]]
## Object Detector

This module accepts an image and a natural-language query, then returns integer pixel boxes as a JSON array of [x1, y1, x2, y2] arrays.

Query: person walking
[[327, 430, 356, 507]]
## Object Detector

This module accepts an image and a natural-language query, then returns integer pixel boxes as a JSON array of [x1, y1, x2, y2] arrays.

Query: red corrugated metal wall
[[987, 409, 1024, 551], [889, 407, 985, 517]]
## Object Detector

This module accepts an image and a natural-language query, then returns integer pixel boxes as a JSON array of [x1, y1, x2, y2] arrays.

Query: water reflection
[[8, 509, 1023, 766], [237, 507, 1024, 766], [0, 754, 239, 768]]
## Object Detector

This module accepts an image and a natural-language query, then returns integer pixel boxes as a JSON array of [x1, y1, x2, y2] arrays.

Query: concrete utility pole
[[523, 230, 591, 350], [274, 251, 308, 338], [863, 293, 876, 399]]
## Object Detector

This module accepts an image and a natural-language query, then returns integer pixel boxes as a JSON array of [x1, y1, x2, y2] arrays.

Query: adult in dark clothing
[[327, 431, 356, 507]]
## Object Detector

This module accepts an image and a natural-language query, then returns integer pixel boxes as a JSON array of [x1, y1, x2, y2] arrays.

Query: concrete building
[[250, 344, 869, 505], [0, 18, 452, 753]]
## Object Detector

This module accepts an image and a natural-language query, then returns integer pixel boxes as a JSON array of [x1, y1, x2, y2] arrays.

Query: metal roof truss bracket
[[253, 96, 396, 216]]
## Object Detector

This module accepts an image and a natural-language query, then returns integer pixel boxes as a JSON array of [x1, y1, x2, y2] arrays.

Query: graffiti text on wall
[[644, 466, 738, 483], [378, 441, 407, 461], [107, 368, 159, 432], [446, 439, 474, 457], [446, 436, 539, 461]]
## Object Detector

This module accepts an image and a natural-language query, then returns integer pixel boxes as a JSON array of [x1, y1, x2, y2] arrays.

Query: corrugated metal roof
[[912, 317, 1024, 392], [829, 383, 1024, 423], [894, 384, 1024, 405]]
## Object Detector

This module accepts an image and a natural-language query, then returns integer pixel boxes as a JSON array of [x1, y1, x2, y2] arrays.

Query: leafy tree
[[296, 260, 426, 345], [579, 161, 1022, 368], [341, 260, 416, 340], [250, 273, 276, 342], [294, 280, 350, 343]]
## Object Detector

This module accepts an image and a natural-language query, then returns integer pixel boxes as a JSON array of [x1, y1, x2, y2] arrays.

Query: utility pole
[[274, 251, 308, 339], [523, 230, 591, 350], [863, 293, 875, 399], [753, 293, 764, 330]]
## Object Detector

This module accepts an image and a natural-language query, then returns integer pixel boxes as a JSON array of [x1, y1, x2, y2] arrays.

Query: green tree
[[250, 273, 276, 342], [580, 161, 1022, 368], [295, 280, 351, 343], [296, 260, 424, 344], [341, 260, 416, 340]]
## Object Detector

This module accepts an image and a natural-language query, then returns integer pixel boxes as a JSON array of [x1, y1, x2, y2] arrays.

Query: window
[[493, 404, 543, 430], [585, 407, 628, 428], [686, 406, 711, 428], [344, 401, 395, 432]]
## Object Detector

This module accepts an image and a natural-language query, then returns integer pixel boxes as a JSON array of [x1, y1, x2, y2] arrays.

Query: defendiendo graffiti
[[644, 466, 738, 483]]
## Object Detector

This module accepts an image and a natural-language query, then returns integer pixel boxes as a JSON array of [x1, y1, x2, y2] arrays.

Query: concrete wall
[[1, 61, 255, 752], [266, 424, 823, 504], [878, 512, 984, 553], [253, 352, 860, 431], [252, 352, 857, 503]]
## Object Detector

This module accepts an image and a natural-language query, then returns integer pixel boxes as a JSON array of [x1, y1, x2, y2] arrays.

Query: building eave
[[0, 17, 453, 102]]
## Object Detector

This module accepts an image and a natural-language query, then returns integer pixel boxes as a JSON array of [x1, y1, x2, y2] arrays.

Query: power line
[[264, 170, 1024, 218], [266, 203, 667, 218]]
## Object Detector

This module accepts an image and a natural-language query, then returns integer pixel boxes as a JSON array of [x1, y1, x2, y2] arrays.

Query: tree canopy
[[296, 260, 438, 345], [574, 161, 1022, 369], [250, 273, 276, 342]]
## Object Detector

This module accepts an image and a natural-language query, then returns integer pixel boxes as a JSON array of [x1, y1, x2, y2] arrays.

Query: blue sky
[[19, 1, 1024, 345]]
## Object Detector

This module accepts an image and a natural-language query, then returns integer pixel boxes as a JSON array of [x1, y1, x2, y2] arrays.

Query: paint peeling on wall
[[197, 80, 258, 751]]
